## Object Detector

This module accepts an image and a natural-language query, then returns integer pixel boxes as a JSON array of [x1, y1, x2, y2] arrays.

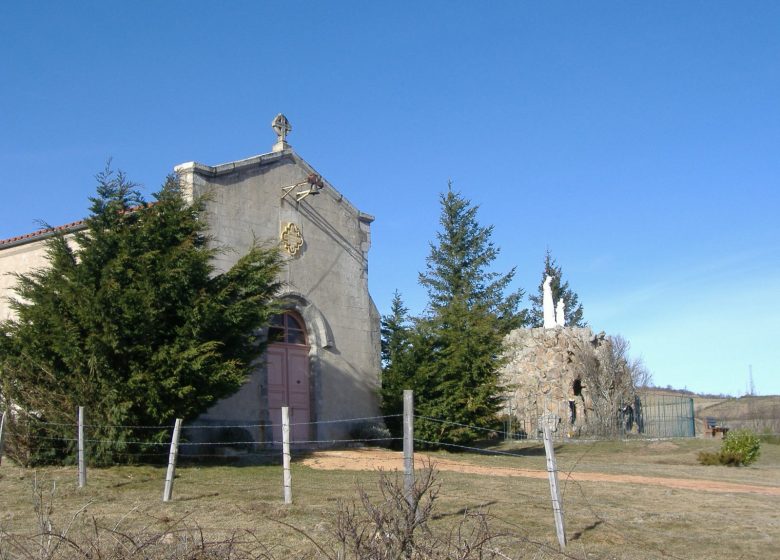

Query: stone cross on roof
[[271, 113, 292, 152]]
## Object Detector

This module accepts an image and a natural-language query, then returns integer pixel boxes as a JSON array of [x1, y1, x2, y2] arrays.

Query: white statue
[[555, 299, 566, 327], [543, 275, 556, 329]]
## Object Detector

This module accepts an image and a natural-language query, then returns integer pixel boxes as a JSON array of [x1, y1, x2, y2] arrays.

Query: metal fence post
[[78, 406, 86, 488], [403, 389, 414, 508], [282, 407, 292, 504], [542, 421, 566, 551], [162, 418, 182, 502]]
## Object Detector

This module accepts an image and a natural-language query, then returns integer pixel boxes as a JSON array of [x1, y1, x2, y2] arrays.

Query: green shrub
[[717, 451, 747, 466], [698, 429, 761, 466], [721, 429, 761, 465]]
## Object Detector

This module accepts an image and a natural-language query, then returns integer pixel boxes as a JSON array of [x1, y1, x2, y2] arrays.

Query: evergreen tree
[[380, 290, 411, 370], [0, 167, 283, 465], [411, 184, 526, 445], [528, 249, 585, 327], [379, 290, 421, 438]]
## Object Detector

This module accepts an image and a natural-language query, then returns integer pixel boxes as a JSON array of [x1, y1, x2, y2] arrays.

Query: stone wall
[[176, 149, 381, 441], [500, 327, 609, 436]]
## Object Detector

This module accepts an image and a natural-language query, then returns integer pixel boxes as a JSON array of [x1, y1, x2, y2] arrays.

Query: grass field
[[1, 438, 779, 559]]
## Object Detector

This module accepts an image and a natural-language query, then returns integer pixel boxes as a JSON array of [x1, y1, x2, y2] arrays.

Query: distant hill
[[637, 388, 780, 436], [695, 395, 780, 434], [641, 386, 734, 399], [697, 395, 780, 420]]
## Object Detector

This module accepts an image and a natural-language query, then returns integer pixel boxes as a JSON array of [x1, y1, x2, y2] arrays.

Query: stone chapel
[[0, 115, 382, 444]]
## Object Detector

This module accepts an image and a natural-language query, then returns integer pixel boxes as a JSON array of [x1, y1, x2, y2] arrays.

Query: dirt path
[[300, 448, 780, 497]]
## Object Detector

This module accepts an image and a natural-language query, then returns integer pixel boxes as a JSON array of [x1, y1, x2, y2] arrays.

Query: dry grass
[[1, 438, 779, 559], [497, 437, 780, 483]]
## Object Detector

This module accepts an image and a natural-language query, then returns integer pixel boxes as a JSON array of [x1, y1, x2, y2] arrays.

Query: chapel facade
[[0, 115, 382, 444]]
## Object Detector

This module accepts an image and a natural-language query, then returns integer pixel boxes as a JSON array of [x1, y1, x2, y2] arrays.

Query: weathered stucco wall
[[0, 233, 80, 321], [0, 243, 46, 321], [501, 327, 608, 436], [177, 149, 381, 442]]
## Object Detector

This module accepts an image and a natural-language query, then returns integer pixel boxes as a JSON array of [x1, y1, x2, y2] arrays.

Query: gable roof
[[1, 147, 374, 251], [175, 148, 375, 224]]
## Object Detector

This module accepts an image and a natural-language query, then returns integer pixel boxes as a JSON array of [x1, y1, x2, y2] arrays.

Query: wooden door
[[267, 313, 311, 444]]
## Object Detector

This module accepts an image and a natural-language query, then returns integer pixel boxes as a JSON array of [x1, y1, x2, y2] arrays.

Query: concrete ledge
[[174, 150, 291, 177]]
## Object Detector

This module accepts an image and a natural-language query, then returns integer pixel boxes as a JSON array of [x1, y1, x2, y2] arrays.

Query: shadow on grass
[[459, 439, 560, 457], [570, 519, 604, 541], [494, 445, 552, 457], [413, 437, 558, 457]]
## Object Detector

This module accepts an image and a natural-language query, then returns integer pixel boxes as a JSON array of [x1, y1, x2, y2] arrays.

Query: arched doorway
[[266, 312, 311, 444]]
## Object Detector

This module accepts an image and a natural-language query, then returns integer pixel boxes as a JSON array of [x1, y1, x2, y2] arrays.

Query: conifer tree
[[528, 249, 585, 327], [0, 167, 283, 465], [379, 290, 418, 437], [381, 290, 411, 370], [411, 184, 525, 445]]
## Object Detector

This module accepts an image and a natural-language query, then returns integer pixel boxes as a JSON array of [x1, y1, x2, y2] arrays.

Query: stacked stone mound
[[500, 327, 608, 436]]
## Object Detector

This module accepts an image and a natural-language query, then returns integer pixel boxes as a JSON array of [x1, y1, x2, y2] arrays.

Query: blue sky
[[1, 2, 778, 395]]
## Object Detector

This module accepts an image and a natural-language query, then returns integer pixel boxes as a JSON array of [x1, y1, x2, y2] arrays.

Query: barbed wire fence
[[1, 393, 572, 554], [3, 397, 774, 473], [1, 393, 775, 559]]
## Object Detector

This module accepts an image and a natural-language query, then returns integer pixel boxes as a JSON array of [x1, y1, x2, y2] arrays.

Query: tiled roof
[[0, 220, 87, 249], [0, 203, 156, 250]]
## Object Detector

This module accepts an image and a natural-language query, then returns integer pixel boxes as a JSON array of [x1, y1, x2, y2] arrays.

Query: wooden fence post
[[282, 407, 292, 504], [0, 411, 6, 466], [78, 406, 86, 488], [403, 389, 414, 508], [542, 421, 566, 551], [162, 418, 182, 502]]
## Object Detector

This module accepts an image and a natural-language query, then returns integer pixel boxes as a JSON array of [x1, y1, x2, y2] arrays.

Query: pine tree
[[379, 291, 409, 427], [381, 290, 411, 370], [0, 167, 283, 465], [411, 184, 526, 445], [528, 249, 585, 327], [379, 290, 421, 438]]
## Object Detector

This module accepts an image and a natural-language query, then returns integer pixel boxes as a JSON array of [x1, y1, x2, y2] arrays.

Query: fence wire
[[2, 404, 777, 559]]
